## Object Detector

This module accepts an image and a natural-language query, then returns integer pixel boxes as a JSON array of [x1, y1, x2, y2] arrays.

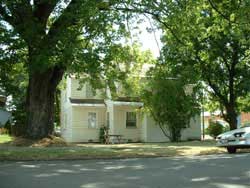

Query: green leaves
[[154, 0, 250, 129], [0, 0, 149, 137], [141, 66, 199, 142]]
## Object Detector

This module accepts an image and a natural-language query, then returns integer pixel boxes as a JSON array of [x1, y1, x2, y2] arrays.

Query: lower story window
[[126, 112, 136, 127], [88, 112, 97, 128]]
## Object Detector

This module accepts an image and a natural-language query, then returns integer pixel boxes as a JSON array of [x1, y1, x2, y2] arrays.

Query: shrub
[[0, 128, 9, 134], [241, 121, 250, 128], [99, 126, 109, 144], [99, 127, 105, 143], [206, 120, 225, 138], [127, 139, 133, 143]]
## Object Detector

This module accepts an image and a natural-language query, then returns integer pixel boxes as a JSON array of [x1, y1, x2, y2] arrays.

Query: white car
[[216, 126, 250, 153]]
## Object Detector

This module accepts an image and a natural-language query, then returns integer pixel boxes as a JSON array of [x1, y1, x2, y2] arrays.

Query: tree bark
[[225, 104, 238, 130], [26, 65, 64, 139]]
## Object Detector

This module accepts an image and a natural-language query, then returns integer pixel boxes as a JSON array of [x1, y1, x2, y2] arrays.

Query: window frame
[[126, 111, 137, 128], [88, 112, 97, 129]]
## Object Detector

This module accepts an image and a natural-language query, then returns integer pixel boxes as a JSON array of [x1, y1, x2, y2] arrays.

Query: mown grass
[[0, 136, 228, 161], [0, 147, 118, 160], [0, 134, 12, 144]]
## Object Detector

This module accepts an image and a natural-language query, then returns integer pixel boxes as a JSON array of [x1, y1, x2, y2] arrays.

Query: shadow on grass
[[0, 139, 231, 161]]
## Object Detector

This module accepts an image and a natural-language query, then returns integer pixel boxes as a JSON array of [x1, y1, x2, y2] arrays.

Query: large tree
[[0, 0, 138, 139], [135, 0, 250, 130]]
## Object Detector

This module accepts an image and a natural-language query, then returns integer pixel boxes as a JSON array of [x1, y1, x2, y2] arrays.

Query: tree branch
[[159, 123, 171, 140], [0, 4, 15, 26], [113, 6, 186, 46], [207, 0, 231, 22], [50, 65, 66, 89], [1, 1, 36, 43], [46, 0, 82, 45], [207, 76, 228, 106], [152, 14, 186, 46], [33, 0, 59, 29]]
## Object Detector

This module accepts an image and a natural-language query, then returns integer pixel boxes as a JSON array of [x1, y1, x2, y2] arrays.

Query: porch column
[[106, 100, 115, 134]]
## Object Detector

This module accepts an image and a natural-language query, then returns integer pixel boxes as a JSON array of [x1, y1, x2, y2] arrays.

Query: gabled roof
[[115, 97, 141, 102]]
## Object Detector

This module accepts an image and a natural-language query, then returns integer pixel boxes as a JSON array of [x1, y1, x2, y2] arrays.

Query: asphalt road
[[1, 154, 250, 188]]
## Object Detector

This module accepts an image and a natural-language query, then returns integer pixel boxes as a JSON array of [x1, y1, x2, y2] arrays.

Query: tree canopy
[[2, 0, 250, 139], [0, 0, 147, 138], [144, 0, 250, 130]]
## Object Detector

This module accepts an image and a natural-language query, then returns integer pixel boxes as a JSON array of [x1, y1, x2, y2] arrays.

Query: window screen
[[126, 112, 136, 127]]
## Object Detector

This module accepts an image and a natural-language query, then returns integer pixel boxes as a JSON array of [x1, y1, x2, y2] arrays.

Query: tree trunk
[[225, 104, 238, 130], [26, 66, 64, 139]]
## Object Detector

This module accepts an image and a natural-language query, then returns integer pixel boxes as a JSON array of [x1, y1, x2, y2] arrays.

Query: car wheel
[[227, 147, 237, 154]]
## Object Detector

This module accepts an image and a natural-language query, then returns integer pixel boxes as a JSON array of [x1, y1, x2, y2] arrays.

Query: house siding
[[144, 114, 201, 142], [70, 78, 103, 99], [70, 106, 106, 142], [60, 105, 72, 142], [181, 114, 201, 140], [70, 78, 87, 99], [60, 76, 201, 143], [112, 106, 142, 142], [144, 116, 169, 142]]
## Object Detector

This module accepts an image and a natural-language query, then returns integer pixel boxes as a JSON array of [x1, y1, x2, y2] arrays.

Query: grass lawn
[[0, 134, 12, 144], [0, 135, 230, 161]]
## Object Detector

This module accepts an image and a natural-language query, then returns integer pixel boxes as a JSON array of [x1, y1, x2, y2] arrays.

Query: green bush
[[99, 126, 109, 144], [241, 121, 250, 128], [99, 127, 105, 143], [206, 120, 226, 138], [0, 128, 9, 135]]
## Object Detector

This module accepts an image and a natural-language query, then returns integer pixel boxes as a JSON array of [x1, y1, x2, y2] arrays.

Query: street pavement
[[1, 153, 250, 188]]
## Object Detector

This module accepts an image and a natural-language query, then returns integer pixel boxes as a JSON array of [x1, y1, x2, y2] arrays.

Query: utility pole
[[201, 89, 205, 140]]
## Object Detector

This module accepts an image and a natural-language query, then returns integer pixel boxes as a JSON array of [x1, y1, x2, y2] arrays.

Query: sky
[[137, 20, 162, 58], [127, 16, 163, 59]]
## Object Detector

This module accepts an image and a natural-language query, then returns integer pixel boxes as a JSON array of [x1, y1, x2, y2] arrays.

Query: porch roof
[[112, 97, 143, 106], [116, 97, 141, 102], [69, 98, 105, 107], [112, 101, 143, 107]]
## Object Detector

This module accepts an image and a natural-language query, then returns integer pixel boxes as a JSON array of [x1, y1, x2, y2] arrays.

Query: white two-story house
[[60, 76, 201, 143]]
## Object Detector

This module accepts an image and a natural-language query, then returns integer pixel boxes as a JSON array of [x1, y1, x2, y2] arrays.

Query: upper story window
[[88, 112, 97, 128], [126, 112, 137, 128]]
